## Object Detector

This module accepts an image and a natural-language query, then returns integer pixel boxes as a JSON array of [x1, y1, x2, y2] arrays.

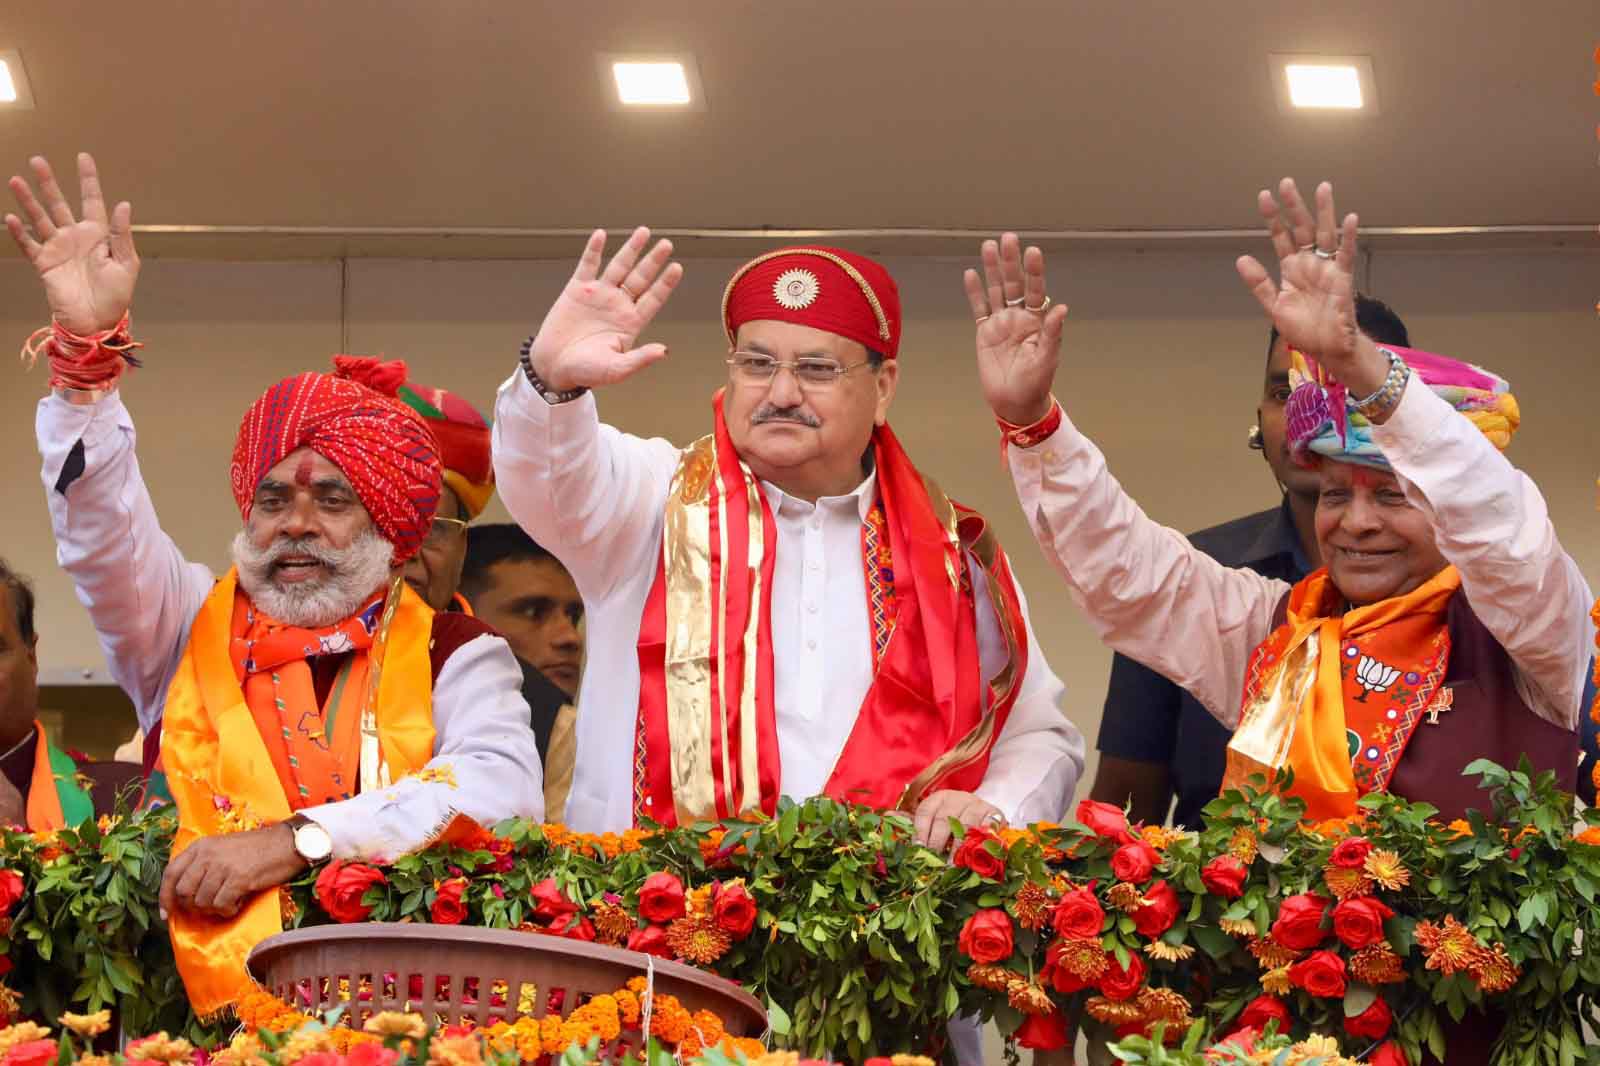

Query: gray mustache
[[753, 406, 820, 428]]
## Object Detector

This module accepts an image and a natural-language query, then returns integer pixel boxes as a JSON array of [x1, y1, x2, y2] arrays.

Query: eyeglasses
[[423, 515, 470, 546], [726, 351, 874, 388]]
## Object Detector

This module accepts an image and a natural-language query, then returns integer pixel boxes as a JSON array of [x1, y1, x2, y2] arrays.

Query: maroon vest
[[1270, 589, 1578, 821]]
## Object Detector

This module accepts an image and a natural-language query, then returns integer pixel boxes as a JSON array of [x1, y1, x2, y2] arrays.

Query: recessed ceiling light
[[597, 53, 705, 111], [0, 50, 34, 109], [1270, 54, 1377, 115]]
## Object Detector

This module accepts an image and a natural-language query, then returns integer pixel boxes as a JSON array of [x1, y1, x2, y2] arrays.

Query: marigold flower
[[1140, 824, 1187, 851], [1322, 864, 1372, 901], [0, 1024, 53, 1058], [364, 1013, 427, 1040], [425, 1033, 482, 1066], [1138, 987, 1192, 1025], [1446, 819, 1474, 840], [1050, 937, 1111, 981], [688, 883, 715, 918], [1247, 936, 1303, 970], [1350, 944, 1408, 985], [1469, 942, 1521, 994], [125, 1033, 196, 1064], [1014, 881, 1055, 931], [1218, 917, 1258, 937], [1227, 828, 1259, 864], [1574, 826, 1600, 847], [1415, 915, 1478, 976], [1006, 979, 1054, 1016], [665, 914, 733, 964], [58, 1012, 110, 1039], [967, 964, 1017, 991], [1084, 995, 1147, 1026], [1260, 965, 1292, 996], [1292, 1035, 1343, 1057], [1107, 882, 1146, 913], [592, 900, 635, 946], [1143, 940, 1195, 963], [1363, 849, 1410, 891]]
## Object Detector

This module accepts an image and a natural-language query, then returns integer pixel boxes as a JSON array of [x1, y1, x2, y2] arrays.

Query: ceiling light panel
[[597, 53, 705, 111], [0, 50, 34, 109], [1270, 54, 1377, 115]]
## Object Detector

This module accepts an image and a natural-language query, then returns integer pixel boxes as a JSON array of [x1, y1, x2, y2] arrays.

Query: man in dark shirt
[[0, 559, 138, 825], [1091, 296, 1411, 827]]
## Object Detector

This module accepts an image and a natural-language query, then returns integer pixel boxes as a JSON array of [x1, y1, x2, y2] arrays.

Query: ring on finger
[[1313, 247, 1337, 260], [1024, 295, 1052, 314], [1004, 296, 1026, 308], [982, 811, 1007, 827], [619, 283, 640, 301], [1296, 243, 1317, 253], [974, 313, 991, 325]]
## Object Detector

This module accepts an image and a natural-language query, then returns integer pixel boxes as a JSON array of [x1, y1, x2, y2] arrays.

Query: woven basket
[[247, 923, 767, 1055]]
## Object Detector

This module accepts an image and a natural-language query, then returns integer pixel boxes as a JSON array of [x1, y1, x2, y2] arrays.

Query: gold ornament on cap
[[773, 268, 820, 310]]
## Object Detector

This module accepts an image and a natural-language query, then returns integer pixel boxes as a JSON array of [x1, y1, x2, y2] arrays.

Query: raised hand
[[1235, 179, 1385, 395], [5, 153, 140, 335], [963, 233, 1069, 427], [528, 227, 684, 393]]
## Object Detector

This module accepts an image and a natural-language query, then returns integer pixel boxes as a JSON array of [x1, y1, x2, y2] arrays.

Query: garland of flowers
[[1, 762, 1598, 1064]]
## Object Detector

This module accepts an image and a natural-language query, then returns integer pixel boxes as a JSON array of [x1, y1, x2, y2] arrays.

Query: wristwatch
[[285, 814, 333, 864]]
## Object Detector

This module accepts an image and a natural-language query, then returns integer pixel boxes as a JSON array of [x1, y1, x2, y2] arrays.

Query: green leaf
[[765, 997, 792, 1035], [1343, 982, 1377, 1018]]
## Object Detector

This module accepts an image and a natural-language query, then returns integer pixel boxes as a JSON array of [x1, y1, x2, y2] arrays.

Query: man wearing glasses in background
[[492, 234, 1084, 853]]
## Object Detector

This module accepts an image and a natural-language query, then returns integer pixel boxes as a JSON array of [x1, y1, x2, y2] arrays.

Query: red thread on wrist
[[996, 398, 1063, 453], [21, 313, 143, 392]]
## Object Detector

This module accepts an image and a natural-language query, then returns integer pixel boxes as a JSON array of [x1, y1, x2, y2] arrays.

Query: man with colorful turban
[[975, 178, 1590, 837], [494, 228, 1084, 844], [9, 154, 543, 1015]]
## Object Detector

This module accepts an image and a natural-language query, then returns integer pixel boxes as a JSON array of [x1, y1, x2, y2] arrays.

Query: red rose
[[1332, 896, 1395, 951], [1209, 1028, 1260, 1061], [1052, 885, 1106, 940], [627, 925, 672, 957], [0, 870, 24, 915], [1344, 996, 1393, 1040], [953, 827, 1007, 881], [1201, 855, 1249, 900], [1110, 840, 1160, 884], [0, 957, 11, 977], [957, 909, 1015, 965], [430, 877, 469, 925], [1015, 1009, 1069, 1051], [1270, 892, 1329, 950], [1330, 836, 1373, 870], [1132, 879, 1180, 938], [551, 913, 596, 941], [638, 871, 687, 924], [713, 881, 758, 940], [1288, 949, 1348, 999], [314, 860, 386, 923], [531, 878, 578, 923], [1236, 994, 1291, 1034], [348, 1045, 399, 1066], [2, 1040, 58, 1066], [1368, 1041, 1408, 1066], [1075, 799, 1134, 845], [1098, 952, 1146, 1001]]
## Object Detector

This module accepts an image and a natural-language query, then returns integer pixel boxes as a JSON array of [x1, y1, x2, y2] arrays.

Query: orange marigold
[[1415, 915, 1478, 976], [1260, 965, 1292, 996], [1085, 996, 1148, 1026], [1137, 987, 1192, 1025], [666, 914, 733, 964], [1143, 940, 1195, 963], [1140, 825, 1187, 851], [1323, 864, 1372, 901], [1363, 849, 1410, 891], [1107, 882, 1147, 913], [1247, 936, 1303, 970], [688, 884, 715, 918], [1350, 944, 1407, 985], [1446, 819, 1474, 840], [593, 901, 635, 946], [1575, 826, 1600, 848], [1014, 881, 1054, 931], [1469, 943, 1521, 994], [1050, 937, 1111, 981], [966, 964, 1017, 992], [1228, 828, 1259, 864], [1218, 917, 1258, 938], [1006, 979, 1054, 1016]]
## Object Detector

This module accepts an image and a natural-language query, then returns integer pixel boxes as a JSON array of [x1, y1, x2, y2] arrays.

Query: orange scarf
[[1225, 566, 1460, 821], [22, 721, 93, 831], [634, 393, 1029, 826], [159, 569, 437, 1016]]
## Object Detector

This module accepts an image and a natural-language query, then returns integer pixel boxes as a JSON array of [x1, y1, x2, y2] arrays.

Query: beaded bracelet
[[518, 336, 588, 405], [1350, 347, 1410, 421]]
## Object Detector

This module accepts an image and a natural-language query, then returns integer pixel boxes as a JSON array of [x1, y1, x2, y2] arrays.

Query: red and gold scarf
[[1224, 566, 1460, 821], [634, 393, 1029, 827]]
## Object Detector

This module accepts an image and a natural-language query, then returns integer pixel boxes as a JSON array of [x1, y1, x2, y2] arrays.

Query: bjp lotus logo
[[1354, 655, 1401, 702]]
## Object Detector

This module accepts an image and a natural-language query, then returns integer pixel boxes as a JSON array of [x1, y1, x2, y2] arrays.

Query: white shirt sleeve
[[1006, 412, 1291, 729], [1372, 379, 1592, 730], [34, 391, 214, 730], [490, 371, 682, 604], [971, 577, 1086, 825], [298, 632, 545, 859]]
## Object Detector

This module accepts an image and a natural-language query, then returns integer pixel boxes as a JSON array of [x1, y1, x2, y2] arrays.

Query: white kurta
[[1006, 376, 1593, 733], [35, 391, 545, 859], [492, 372, 1085, 834]]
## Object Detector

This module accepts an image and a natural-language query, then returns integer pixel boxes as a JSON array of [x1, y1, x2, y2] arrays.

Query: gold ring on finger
[[1025, 296, 1052, 314], [1004, 296, 1026, 308]]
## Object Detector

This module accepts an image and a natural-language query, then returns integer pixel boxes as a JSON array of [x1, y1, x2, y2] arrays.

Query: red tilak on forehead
[[1349, 467, 1388, 489], [293, 452, 316, 487]]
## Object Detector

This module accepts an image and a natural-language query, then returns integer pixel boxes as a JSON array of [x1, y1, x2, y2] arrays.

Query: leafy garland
[[0, 763, 1596, 1065]]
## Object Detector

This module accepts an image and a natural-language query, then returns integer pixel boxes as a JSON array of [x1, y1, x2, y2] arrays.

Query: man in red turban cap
[[11, 154, 543, 1015], [494, 227, 1084, 846]]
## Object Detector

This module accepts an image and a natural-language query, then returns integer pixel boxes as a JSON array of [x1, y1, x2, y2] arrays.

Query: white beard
[[231, 528, 395, 628]]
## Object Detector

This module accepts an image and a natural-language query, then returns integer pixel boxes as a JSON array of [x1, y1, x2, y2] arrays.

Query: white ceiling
[[0, 0, 1596, 257]]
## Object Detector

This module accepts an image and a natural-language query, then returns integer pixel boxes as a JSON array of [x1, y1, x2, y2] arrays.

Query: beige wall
[[2, 247, 1596, 785]]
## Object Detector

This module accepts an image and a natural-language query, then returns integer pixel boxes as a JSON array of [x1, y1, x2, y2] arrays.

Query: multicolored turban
[[1286, 345, 1520, 470], [230, 356, 443, 562], [397, 382, 495, 519], [722, 247, 902, 359]]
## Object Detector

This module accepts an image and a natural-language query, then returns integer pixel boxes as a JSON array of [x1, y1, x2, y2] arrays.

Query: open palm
[[1236, 179, 1360, 369], [964, 234, 1067, 427], [6, 154, 139, 335], [528, 227, 683, 392]]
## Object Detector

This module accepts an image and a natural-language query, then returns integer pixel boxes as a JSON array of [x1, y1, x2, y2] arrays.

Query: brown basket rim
[[246, 922, 767, 1028]]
